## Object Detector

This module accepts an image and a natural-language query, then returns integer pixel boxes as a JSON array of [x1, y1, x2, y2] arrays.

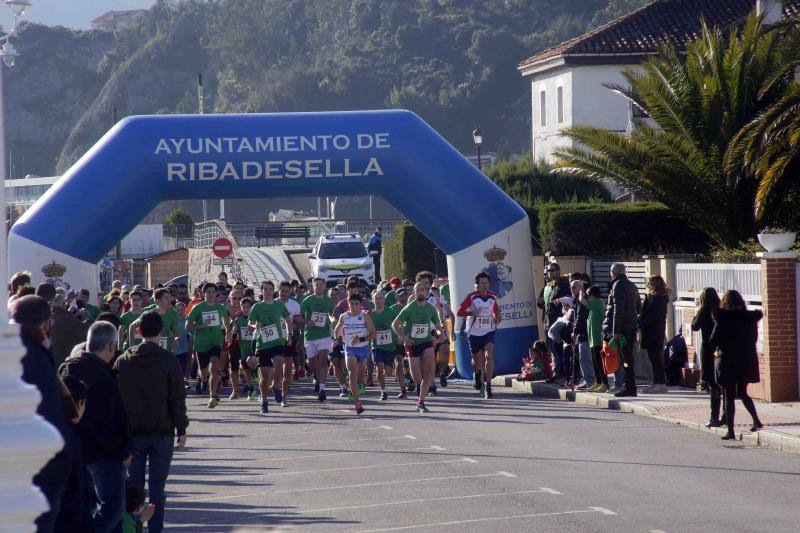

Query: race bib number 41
[[376, 330, 392, 345], [310, 311, 327, 327], [410, 324, 429, 339], [260, 325, 280, 343]]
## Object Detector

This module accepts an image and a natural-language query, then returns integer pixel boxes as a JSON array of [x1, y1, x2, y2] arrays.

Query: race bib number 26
[[410, 324, 429, 339]]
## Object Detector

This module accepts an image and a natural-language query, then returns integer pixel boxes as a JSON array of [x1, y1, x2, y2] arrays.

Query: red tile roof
[[519, 0, 800, 72]]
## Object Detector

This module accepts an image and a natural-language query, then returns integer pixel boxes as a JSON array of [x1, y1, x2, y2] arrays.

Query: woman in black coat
[[691, 287, 723, 427], [708, 290, 763, 440], [639, 276, 669, 393]]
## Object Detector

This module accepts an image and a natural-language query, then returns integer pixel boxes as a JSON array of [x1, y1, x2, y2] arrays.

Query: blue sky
[[1, 0, 155, 30]]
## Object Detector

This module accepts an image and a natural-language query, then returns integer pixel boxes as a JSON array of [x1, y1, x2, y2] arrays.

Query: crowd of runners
[[175, 269, 500, 415]]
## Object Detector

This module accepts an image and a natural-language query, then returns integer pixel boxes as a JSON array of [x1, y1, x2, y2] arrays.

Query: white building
[[518, 0, 792, 164], [90, 9, 147, 31]]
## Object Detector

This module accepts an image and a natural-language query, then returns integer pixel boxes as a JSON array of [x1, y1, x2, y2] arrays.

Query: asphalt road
[[164, 379, 800, 532]]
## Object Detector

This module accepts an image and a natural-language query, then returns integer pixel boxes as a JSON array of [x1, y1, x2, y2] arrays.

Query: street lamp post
[[472, 128, 483, 171], [0, 2, 66, 530]]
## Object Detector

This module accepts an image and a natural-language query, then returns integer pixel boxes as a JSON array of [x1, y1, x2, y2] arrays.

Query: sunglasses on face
[[547, 269, 559, 272]]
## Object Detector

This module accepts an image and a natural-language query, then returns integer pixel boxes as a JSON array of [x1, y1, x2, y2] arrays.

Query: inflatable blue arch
[[9, 110, 537, 376]]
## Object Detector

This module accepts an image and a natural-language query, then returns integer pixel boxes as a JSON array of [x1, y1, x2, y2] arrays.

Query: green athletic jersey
[[186, 301, 228, 353], [119, 310, 142, 350], [132, 306, 179, 353], [369, 307, 399, 351], [395, 301, 440, 345], [85, 303, 101, 321], [384, 290, 397, 307], [235, 314, 254, 358], [440, 283, 450, 303], [300, 294, 335, 340], [250, 300, 290, 350]]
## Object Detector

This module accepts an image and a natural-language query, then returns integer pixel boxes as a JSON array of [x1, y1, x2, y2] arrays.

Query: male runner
[[225, 289, 245, 399], [119, 290, 144, 351], [415, 271, 444, 395], [457, 272, 501, 398], [300, 278, 336, 402], [233, 297, 257, 400], [430, 286, 455, 388], [392, 282, 443, 413], [249, 280, 292, 413], [334, 293, 376, 414], [389, 287, 411, 397], [186, 283, 232, 408], [140, 287, 180, 355], [369, 290, 401, 400], [278, 281, 303, 407]]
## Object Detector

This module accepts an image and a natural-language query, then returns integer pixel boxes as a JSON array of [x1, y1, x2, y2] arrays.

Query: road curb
[[492, 376, 800, 455]]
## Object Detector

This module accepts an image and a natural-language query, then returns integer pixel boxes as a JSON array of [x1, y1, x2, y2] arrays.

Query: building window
[[539, 90, 547, 127], [557, 86, 564, 124]]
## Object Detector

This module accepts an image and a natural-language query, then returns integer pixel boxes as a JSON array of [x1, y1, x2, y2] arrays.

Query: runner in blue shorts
[[334, 293, 376, 415]]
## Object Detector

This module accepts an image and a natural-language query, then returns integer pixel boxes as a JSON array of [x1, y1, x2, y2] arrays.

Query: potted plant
[[757, 226, 797, 253]]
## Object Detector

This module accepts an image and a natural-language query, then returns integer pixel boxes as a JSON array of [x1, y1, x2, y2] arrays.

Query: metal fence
[[588, 260, 648, 299], [225, 219, 406, 248], [675, 263, 762, 303], [192, 220, 249, 284]]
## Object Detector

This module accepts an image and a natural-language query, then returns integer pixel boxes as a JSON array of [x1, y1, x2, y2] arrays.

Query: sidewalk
[[492, 375, 800, 454]]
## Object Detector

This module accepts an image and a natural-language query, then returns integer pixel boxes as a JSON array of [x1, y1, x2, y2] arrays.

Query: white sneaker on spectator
[[608, 386, 622, 394], [575, 381, 589, 391]]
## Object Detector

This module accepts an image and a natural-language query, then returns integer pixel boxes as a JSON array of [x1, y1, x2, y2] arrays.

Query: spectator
[[13, 295, 73, 533], [585, 285, 609, 392], [570, 280, 595, 390], [115, 311, 188, 533], [8, 270, 32, 309], [59, 321, 132, 533], [112, 280, 122, 291], [56, 375, 96, 533], [639, 275, 670, 394], [708, 290, 763, 440], [50, 293, 91, 367], [36, 282, 57, 304], [175, 283, 190, 305], [602, 263, 642, 398], [77, 288, 102, 321], [368, 226, 383, 283], [537, 262, 571, 381], [692, 287, 723, 427], [123, 484, 155, 533], [217, 271, 232, 291]]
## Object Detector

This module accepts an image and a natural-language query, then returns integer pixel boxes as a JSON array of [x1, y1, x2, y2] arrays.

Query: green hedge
[[383, 223, 436, 280], [538, 202, 710, 256]]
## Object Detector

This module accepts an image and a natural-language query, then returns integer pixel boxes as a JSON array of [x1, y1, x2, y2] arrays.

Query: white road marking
[[192, 434, 414, 451], [404, 435, 417, 440], [463, 457, 478, 463], [380, 425, 393, 429], [497, 471, 517, 478], [299, 489, 554, 514], [357, 507, 618, 532], [253, 425, 392, 437], [591, 507, 618, 515], [429, 445, 446, 451], [539, 487, 563, 495], [189, 472, 515, 502]]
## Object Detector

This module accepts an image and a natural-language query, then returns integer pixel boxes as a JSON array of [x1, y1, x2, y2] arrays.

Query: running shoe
[[484, 386, 493, 399], [207, 397, 219, 409], [380, 391, 388, 401], [429, 385, 437, 397], [473, 370, 482, 391], [355, 402, 365, 415], [440, 374, 448, 388], [195, 380, 202, 395], [260, 400, 269, 413], [281, 400, 288, 407], [340, 388, 348, 398], [248, 388, 258, 401], [358, 382, 366, 395], [397, 388, 407, 400], [184, 379, 191, 390], [228, 390, 239, 400], [416, 402, 430, 413], [274, 388, 283, 404], [318, 389, 327, 402]]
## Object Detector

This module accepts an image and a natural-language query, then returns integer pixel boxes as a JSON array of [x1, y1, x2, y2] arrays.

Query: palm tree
[[553, 14, 800, 246]]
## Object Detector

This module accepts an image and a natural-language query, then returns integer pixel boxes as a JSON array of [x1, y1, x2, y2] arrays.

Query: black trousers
[[646, 347, 666, 385], [372, 254, 381, 283], [620, 331, 637, 392], [722, 381, 760, 434], [591, 345, 608, 385]]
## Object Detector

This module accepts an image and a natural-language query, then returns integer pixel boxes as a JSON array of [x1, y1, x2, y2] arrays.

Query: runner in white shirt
[[278, 281, 302, 407], [456, 272, 502, 398], [333, 293, 376, 414]]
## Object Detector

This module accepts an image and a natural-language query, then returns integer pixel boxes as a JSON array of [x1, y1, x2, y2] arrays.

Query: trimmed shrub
[[538, 202, 710, 256], [382, 223, 436, 280]]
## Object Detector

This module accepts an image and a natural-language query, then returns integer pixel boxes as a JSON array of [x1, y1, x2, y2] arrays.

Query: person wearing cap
[[367, 226, 383, 284], [14, 295, 74, 533]]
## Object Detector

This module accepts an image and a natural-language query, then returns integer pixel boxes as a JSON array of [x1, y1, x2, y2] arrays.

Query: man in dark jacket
[[368, 226, 383, 283], [59, 321, 132, 533], [115, 311, 188, 533], [50, 293, 90, 366], [13, 295, 73, 533], [602, 263, 642, 397], [537, 262, 571, 380]]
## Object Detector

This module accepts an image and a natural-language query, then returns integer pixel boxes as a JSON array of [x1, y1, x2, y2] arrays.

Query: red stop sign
[[212, 237, 233, 258]]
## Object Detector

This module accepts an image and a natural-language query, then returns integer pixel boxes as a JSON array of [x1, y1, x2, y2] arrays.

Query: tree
[[163, 207, 194, 237], [553, 15, 800, 246]]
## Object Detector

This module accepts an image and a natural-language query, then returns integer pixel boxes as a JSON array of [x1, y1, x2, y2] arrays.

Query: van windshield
[[318, 242, 367, 259]]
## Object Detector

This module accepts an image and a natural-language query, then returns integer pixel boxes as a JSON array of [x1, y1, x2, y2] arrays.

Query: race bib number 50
[[260, 325, 280, 343]]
